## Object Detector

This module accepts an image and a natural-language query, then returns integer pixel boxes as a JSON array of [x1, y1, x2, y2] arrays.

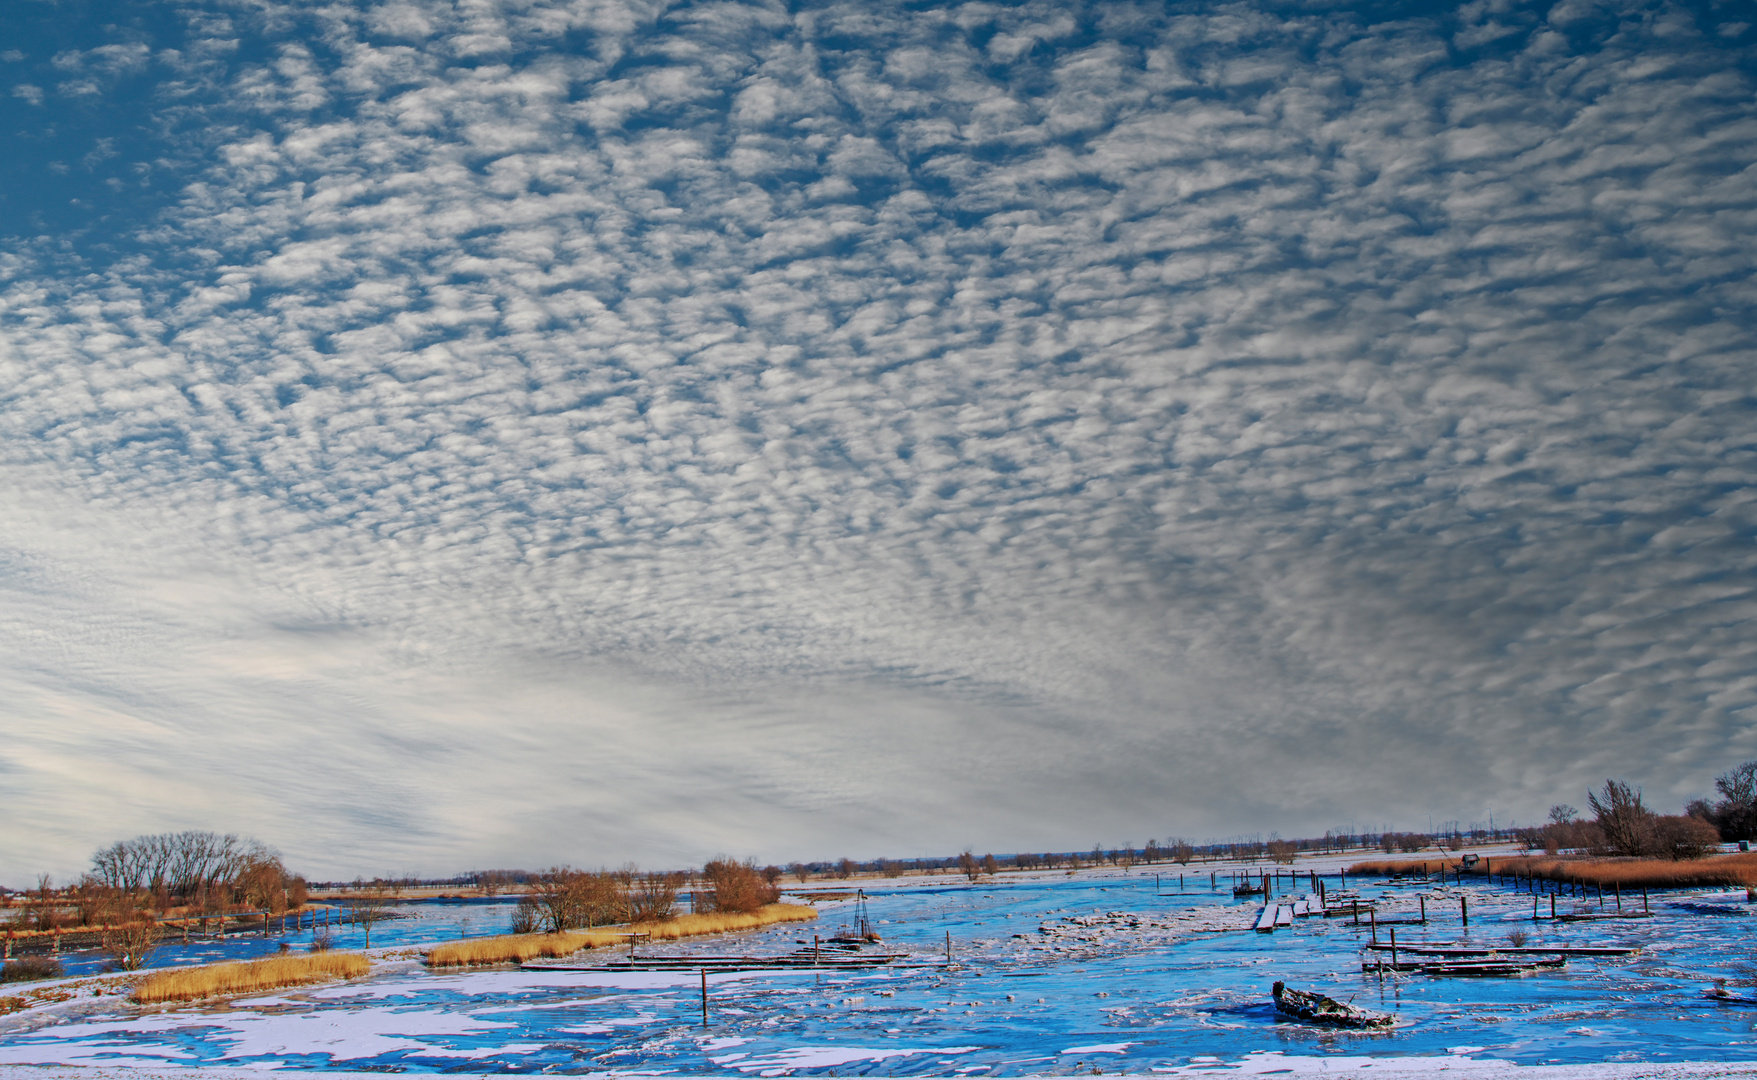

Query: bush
[[701, 859, 780, 913], [530, 867, 623, 931], [1, 955, 63, 983], [1656, 814, 1721, 860], [102, 923, 160, 971]]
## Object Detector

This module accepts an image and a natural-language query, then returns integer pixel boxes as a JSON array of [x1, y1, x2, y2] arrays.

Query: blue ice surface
[[5, 871, 1757, 1073]]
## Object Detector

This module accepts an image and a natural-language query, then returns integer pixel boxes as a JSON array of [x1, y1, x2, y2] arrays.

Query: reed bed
[[133, 953, 370, 1004], [1491, 853, 1757, 890], [426, 903, 819, 967], [1344, 858, 1463, 877]]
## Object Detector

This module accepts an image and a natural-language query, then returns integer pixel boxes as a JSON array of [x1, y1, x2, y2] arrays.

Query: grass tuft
[[426, 903, 819, 968], [132, 952, 370, 1004]]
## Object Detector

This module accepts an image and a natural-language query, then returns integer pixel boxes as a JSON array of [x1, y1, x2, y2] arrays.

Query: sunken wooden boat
[[1271, 981, 1394, 1028], [1232, 884, 1265, 897]]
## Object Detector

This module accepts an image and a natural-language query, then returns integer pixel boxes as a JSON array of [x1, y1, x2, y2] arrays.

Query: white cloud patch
[[0, 0, 1754, 879]]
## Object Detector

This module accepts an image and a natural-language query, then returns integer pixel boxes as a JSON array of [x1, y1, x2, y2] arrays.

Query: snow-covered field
[[4, 862, 1756, 1075]]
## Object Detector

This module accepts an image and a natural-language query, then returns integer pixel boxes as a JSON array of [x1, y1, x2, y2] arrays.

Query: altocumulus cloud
[[0, 0, 1753, 879]]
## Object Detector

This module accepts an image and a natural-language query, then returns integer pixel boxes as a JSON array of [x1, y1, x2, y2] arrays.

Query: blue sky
[[1, 0, 1754, 882]]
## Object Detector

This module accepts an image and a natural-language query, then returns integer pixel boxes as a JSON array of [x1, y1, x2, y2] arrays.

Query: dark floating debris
[[1271, 981, 1394, 1028]]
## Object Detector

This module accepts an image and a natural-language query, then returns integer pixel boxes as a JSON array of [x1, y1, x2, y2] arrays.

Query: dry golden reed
[[426, 903, 819, 967], [1492, 853, 1757, 890], [1345, 853, 1757, 890], [1343, 858, 1465, 877], [132, 953, 370, 1004]]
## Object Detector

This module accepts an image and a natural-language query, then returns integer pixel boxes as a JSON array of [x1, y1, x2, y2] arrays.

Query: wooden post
[[1352, 900, 1359, 926], [1615, 883, 1621, 912], [1550, 894, 1556, 919], [1419, 895, 1426, 922], [700, 969, 708, 1027], [1390, 927, 1398, 970], [1461, 896, 1468, 928], [1643, 888, 1649, 914], [1532, 895, 1539, 920], [1370, 907, 1378, 944], [944, 931, 951, 963]]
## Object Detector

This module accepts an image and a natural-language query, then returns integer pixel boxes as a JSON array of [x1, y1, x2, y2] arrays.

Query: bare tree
[[1588, 779, 1656, 857], [347, 885, 396, 947], [1715, 761, 1757, 841], [957, 850, 980, 882]]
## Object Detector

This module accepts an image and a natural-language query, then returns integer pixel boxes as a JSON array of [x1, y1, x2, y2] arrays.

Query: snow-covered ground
[[3, 861, 1755, 1074]]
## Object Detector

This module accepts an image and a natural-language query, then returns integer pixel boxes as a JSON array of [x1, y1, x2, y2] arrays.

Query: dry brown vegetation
[[1493, 853, 1757, 890], [1344, 858, 1464, 877], [425, 903, 818, 967], [132, 953, 370, 1003], [1346, 852, 1757, 889]]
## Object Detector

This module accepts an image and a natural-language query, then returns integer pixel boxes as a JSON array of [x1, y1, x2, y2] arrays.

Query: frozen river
[[4, 867, 1755, 1073]]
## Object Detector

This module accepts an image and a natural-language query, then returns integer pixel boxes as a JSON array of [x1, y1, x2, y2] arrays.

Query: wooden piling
[[1615, 883, 1621, 912], [1461, 896, 1468, 928], [700, 969, 708, 1027], [1419, 895, 1426, 922], [1371, 907, 1378, 944], [1390, 927, 1398, 970]]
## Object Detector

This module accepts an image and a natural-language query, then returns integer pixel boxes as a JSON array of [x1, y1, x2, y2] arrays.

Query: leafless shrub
[[530, 867, 623, 931], [701, 859, 780, 913], [1655, 814, 1720, 860], [102, 922, 160, 971], [628, 872, 684, 923]]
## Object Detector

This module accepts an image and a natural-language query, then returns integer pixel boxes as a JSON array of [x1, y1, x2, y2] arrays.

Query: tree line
[[1527, 763, 1757, 859]]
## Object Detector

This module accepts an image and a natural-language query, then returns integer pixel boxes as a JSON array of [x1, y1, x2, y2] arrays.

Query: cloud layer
[[0, 0, 1754, 879]]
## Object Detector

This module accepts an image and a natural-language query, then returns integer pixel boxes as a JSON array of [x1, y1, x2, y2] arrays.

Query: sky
[[0, 0, 1754, 884]]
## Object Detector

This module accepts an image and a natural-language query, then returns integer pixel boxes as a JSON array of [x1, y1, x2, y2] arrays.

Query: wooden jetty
[[1363, 944, 1636, 957], [1363, 956, 1567, 977]]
